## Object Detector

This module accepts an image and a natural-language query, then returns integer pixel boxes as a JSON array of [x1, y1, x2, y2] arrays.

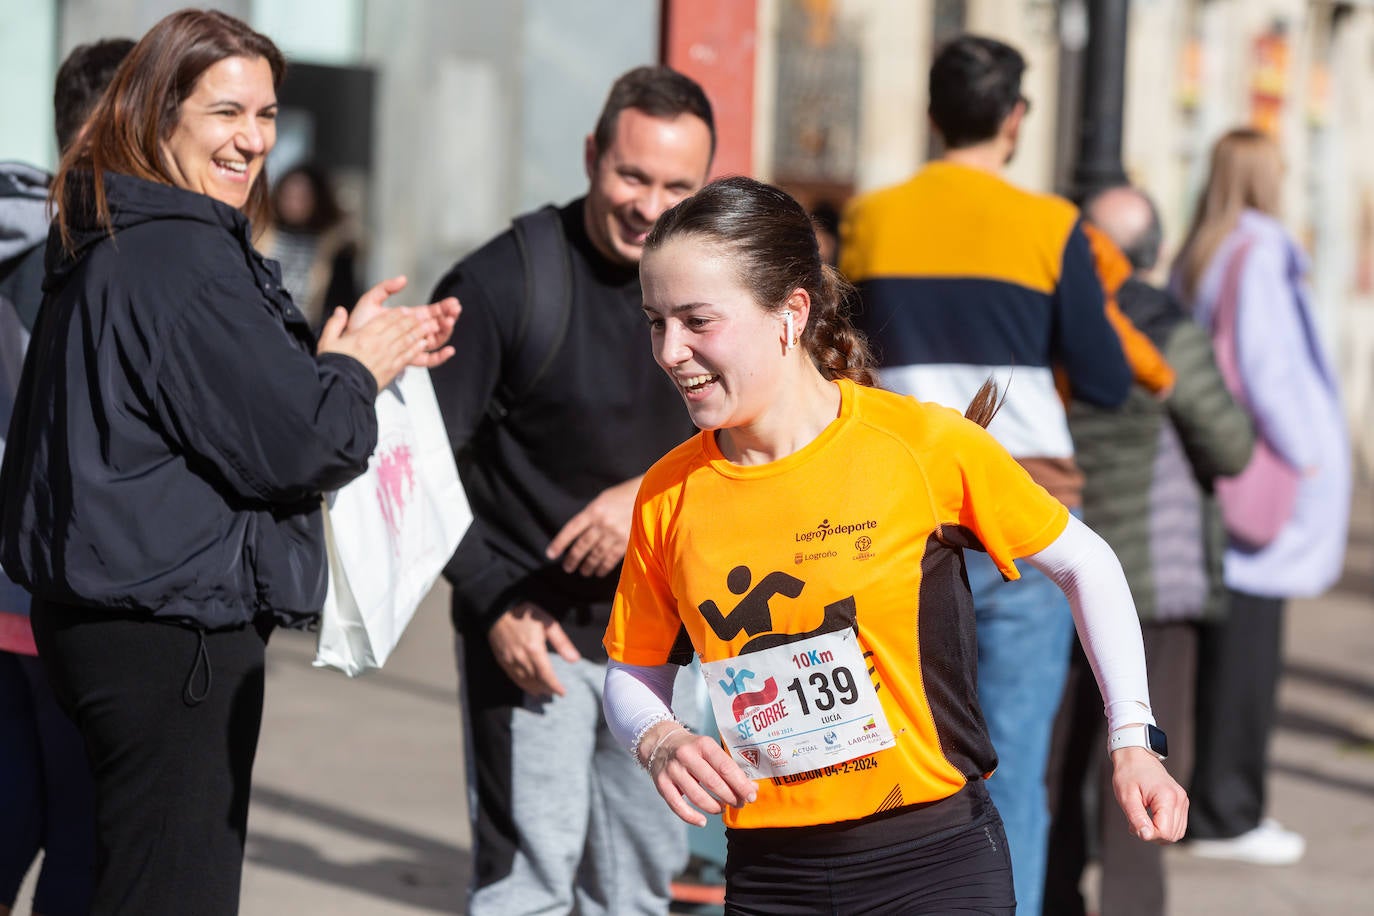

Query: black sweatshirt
[[429, 198, 692, 643]]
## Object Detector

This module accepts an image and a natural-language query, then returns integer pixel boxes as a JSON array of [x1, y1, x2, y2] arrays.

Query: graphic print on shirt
[[697, 564, 858, 655]]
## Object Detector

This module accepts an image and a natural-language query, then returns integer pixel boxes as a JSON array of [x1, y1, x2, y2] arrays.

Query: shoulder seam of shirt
[[850, 392, 947, 533]]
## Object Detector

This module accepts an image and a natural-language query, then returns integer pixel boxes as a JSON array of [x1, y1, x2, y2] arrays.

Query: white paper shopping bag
[[314, 367, 470, 676]]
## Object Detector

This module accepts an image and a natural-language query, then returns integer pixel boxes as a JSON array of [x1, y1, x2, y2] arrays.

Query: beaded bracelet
[[643, 723, 692, 773], [629, 711, 680, 760]]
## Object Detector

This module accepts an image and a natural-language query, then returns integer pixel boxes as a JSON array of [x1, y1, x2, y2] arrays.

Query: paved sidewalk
[[15, 503, 1366, 916], [241, 588, 469, 915], [233, 510, 1374, 915], [1159, 489, 1374, 915], [164, 482, 1374, 913], [3, 504, 1363, 916]]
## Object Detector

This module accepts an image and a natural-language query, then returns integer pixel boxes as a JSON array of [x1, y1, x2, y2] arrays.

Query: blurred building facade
[[4, 0, 1374, 466], [4, 0, 662, 296], [755, 0, 1374, 469]]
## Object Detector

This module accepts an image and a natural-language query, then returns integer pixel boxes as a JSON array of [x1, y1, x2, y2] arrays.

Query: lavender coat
[[1180, 209, 1350, 598]]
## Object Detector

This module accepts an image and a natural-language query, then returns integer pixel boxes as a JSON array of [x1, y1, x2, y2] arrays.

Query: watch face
[[1146, 724, 1169, 759]]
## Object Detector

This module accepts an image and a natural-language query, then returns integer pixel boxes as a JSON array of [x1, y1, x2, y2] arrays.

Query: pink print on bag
[[374, 441, 416, 547]]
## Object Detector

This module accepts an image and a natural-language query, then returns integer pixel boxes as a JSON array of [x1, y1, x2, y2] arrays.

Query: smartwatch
[[1108, 723, 1168, 761]]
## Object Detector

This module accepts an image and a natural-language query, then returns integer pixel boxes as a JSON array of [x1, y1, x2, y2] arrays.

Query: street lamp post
[[1072, 0, 1129, 201]]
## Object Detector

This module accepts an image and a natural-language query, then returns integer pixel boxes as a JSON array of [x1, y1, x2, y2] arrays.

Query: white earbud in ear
[[784, 311, 796, 351]]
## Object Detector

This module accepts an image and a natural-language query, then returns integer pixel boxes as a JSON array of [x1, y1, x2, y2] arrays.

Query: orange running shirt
[[606, 380, 1070, 829]]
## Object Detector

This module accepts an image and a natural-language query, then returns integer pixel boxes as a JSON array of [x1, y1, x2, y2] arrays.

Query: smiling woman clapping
[[0, 11, 458, 915]]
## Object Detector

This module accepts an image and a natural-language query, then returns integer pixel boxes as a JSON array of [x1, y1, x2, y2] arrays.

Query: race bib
[[700, 629, 895, 778]]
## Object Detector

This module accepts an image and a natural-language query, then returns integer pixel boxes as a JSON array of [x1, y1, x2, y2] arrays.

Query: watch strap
[[1109, 723, 1167, 760]]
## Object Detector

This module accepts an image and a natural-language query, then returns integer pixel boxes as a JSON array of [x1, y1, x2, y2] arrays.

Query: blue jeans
[[0, 650, 97, 916], [965, 548, 1076, 916]]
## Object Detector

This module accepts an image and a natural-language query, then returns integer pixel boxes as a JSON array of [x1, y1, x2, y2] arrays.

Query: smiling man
[[428, 66, 714, 915]]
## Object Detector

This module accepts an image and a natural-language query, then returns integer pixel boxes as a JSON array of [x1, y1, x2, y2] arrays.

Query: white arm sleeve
[[603, 659, 680, 755], [1022, 513, 1155, 733]]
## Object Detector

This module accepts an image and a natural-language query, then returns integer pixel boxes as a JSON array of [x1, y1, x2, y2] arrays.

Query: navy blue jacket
[[0, 173, 378, 630]]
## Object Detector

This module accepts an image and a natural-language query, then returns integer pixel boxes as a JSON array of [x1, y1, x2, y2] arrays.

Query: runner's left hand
[[1110, 747, 1189, 843]]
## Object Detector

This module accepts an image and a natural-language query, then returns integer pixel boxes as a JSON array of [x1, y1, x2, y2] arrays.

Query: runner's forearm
[[1024, 514, 1154, 733], [604, 659, 679, 755]]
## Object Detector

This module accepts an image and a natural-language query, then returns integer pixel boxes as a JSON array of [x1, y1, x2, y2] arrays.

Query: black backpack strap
[[487, 205, 573, 423]]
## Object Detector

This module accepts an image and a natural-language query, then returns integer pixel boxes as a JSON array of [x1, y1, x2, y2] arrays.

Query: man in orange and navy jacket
[[840, 34, 1150, 916]]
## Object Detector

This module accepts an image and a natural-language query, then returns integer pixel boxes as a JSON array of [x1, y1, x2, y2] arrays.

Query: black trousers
[[30, 599, 270, 916], [723, 784, 1015, 915], [1188, 590, 1286, 839], [1044, 623, 1198, 916]]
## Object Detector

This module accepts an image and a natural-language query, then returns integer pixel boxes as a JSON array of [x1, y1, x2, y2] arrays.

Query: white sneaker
[[1185, 818, 1306, 865]]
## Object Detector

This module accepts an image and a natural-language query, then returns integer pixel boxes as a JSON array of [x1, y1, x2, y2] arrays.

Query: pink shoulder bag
[[1210, 239, 1301, 550]]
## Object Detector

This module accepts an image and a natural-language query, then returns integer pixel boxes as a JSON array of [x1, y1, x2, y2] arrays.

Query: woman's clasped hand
[[316, 274, 461, 390]]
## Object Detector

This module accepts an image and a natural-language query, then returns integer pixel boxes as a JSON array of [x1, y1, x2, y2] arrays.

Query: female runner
[[602, 177, 1187, 914]]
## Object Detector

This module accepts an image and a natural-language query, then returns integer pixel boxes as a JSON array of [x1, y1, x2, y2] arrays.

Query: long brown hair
[[1175, 128, 1283, 299], [50, 9, 285, 250], [644, 176, 879, 388]]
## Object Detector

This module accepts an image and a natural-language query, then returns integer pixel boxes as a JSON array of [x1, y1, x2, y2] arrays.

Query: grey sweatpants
[[459, 626, 687, 916]]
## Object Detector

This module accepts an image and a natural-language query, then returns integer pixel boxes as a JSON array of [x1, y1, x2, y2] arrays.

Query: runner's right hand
[[644, 725, 758, 827]]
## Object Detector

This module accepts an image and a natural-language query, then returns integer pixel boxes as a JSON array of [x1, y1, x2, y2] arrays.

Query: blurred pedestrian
[[259, 163, 362, 330], [0, 11, 458, 914], [839, 33, 1132, 914], [810, 199, 841, 266], [1172, 127, 1350, 866], [603, 176, 1186, 915], [1044, 184, 1255, 916], [427, 65, 712, 914], [0, 37, 133, 916], [1079, 219, 1176, 399]]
